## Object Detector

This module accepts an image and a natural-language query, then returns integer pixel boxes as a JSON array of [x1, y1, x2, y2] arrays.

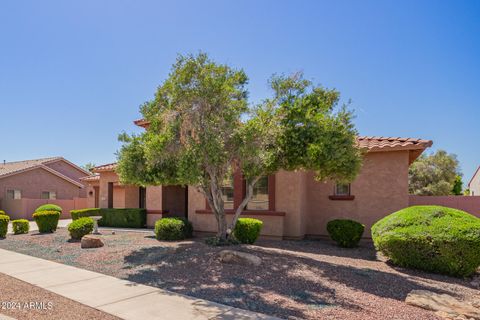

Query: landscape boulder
[[405, 290, 480, 320], [81, 235, 104, 249], [218, 250, 261, 267]]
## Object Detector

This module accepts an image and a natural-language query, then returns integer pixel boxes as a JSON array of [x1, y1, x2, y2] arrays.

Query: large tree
[[117, 53, 362, 240], [409, 150, 463, 196]]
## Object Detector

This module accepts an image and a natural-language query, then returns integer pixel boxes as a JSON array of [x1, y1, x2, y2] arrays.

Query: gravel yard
[[0, 229, 478, 320], [0, 273, 120, 320]]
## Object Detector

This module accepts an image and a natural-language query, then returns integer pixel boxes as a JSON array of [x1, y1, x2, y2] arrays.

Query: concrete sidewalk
[[7, 219, 72, 235], [0, 249, 279, 320]]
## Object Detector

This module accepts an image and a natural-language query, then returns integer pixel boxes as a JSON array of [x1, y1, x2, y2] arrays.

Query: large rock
[[405, 290, 480, 320], [81, 235, 104, 249], [218, 250, 261, 267]]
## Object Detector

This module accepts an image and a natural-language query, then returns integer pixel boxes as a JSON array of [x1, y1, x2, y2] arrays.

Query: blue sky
[[1, 0, 479, 184]]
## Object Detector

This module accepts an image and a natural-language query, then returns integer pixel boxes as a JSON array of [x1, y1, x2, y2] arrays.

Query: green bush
[[33, 210, 60, 233], [372, 205, 480, 277], [68, 217, 94, 240], [0, 210, 8, 216], [326, 219, 365, 248], [12, 219, 29, 235], [35, 204, 62, 213], [154, 217, 191, 241], [70, 208, 146, 228], [233, 218, 263, 244], [0, 215, 9, 238]]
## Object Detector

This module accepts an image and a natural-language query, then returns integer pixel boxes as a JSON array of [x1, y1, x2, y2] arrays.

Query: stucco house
[[468, 166, 480, 196], [82, 119, 432, 239], [0, 157, 90, 219]]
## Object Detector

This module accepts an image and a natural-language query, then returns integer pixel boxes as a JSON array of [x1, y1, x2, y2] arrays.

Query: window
[[6, 189, 22, 200], [41, 191, 56, 200], [221, 175, 234, 210], [247, 176, 269, 210], [335, 184, 351, 196]]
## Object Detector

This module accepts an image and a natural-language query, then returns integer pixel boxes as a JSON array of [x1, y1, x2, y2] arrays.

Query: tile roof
[[133, 119, 149, 128], [0, 157, 62, 177], [80, 174, 100, 182], [357, 136, 433, 152], [92, 163, 118, 172], [0, 157, 86, 187]]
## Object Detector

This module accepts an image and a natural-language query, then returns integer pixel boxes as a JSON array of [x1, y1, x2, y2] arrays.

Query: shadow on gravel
[[121, 240, 459, 319]]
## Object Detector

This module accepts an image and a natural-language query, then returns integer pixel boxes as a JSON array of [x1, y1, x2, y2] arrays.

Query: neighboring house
[[0, 157, 91, 219], [82, 119, 432, 239], [468, 166, 480, 196]]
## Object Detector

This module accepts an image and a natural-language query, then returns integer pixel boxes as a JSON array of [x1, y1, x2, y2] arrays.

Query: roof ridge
[[0, 156, 62, 165]]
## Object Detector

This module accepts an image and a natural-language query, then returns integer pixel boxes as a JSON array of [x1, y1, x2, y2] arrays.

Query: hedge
[[372, 205, 480, 277], [33, 210, 60, 233], [12, 219, 29, 235], [326, 219, 365, 248], [68, 217, 94, 240], [154, 217, 192, 241], [35, 204, 62, 213], [70, 208, 146, 228], [234, 218, 263, 244], [0, 215, 9, 238]]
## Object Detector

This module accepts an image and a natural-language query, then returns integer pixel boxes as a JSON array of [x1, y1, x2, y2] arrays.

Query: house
[[82, 118, 432, 239], [468, 166, 480, 196], [0, 157, 91, 219]]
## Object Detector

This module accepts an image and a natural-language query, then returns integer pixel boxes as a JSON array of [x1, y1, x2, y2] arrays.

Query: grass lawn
[[0, 228, 477, 320]]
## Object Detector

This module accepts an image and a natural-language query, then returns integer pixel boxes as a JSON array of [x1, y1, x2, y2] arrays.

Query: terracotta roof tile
[[92, 163, 118, 172], [80, 174, 100, 182], [356, 136, 432, 152], [0, 157, 62, 177]]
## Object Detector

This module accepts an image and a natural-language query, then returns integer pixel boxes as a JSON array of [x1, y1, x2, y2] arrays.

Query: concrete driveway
[[7, 219, 72, 234]]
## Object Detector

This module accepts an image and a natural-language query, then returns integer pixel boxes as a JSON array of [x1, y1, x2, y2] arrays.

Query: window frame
[[329, 183, 355, 201], [6, 189, 22, 200]]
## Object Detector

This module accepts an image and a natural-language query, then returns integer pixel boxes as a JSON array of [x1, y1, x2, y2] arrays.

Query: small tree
[[117, 53, 362, 241], [409, 150, 462, 196], [452, 175, 463, 195]]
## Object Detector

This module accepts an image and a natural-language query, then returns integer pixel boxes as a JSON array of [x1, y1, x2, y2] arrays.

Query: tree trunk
[[227, 176, 260, 236], [207, 172, 229, 240]]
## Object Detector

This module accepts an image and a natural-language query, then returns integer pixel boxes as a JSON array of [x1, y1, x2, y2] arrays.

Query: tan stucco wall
[[469, 169, 480, 196], [304, 151, 410, 237], [0, 167, 83, 201], [98, 171, 139, 209], [44, 160, 88, 197]]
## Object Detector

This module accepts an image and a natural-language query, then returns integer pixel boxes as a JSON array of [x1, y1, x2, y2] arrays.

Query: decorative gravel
[[0, 229, 478, 320], [0, 273, 120, 320]]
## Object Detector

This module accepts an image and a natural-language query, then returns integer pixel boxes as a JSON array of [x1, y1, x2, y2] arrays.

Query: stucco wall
[[44, 160, 88, 197], [0, 167, 83, 201], [304, 151, 410, 237]]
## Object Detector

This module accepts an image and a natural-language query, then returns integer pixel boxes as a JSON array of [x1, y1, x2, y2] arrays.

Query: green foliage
[[12, 219, 29, 235], [35, 204, 62, 213], [0, 215, 9, 238], [68, 217, 94, 240], [452, 175, 463, 195], [117, 53, 362, 239], [82, 162, 96, 173], [372, 206, 480, 277], [154, 217, 191, 241], [70, 208, 146, 228], [326, 219, 365, 248], [0, 210, 8, 216], [409, 150, 462, 196], [33, 211, 60, 233], [233, 218, 263, 244]]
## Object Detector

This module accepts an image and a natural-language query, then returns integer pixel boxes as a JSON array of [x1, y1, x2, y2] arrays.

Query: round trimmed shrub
[[372, 205, 480, 277], [0, 215, 9, 238], [155, 217, 190, 241], [12, 219, 29, 235], [326, 219, 365, 248], [68, 217, 94, 240], [0, 210, 8, 216], [35, 204, 62, 214], [33, 210, 60, 233], [233, 218, 263, 244]]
